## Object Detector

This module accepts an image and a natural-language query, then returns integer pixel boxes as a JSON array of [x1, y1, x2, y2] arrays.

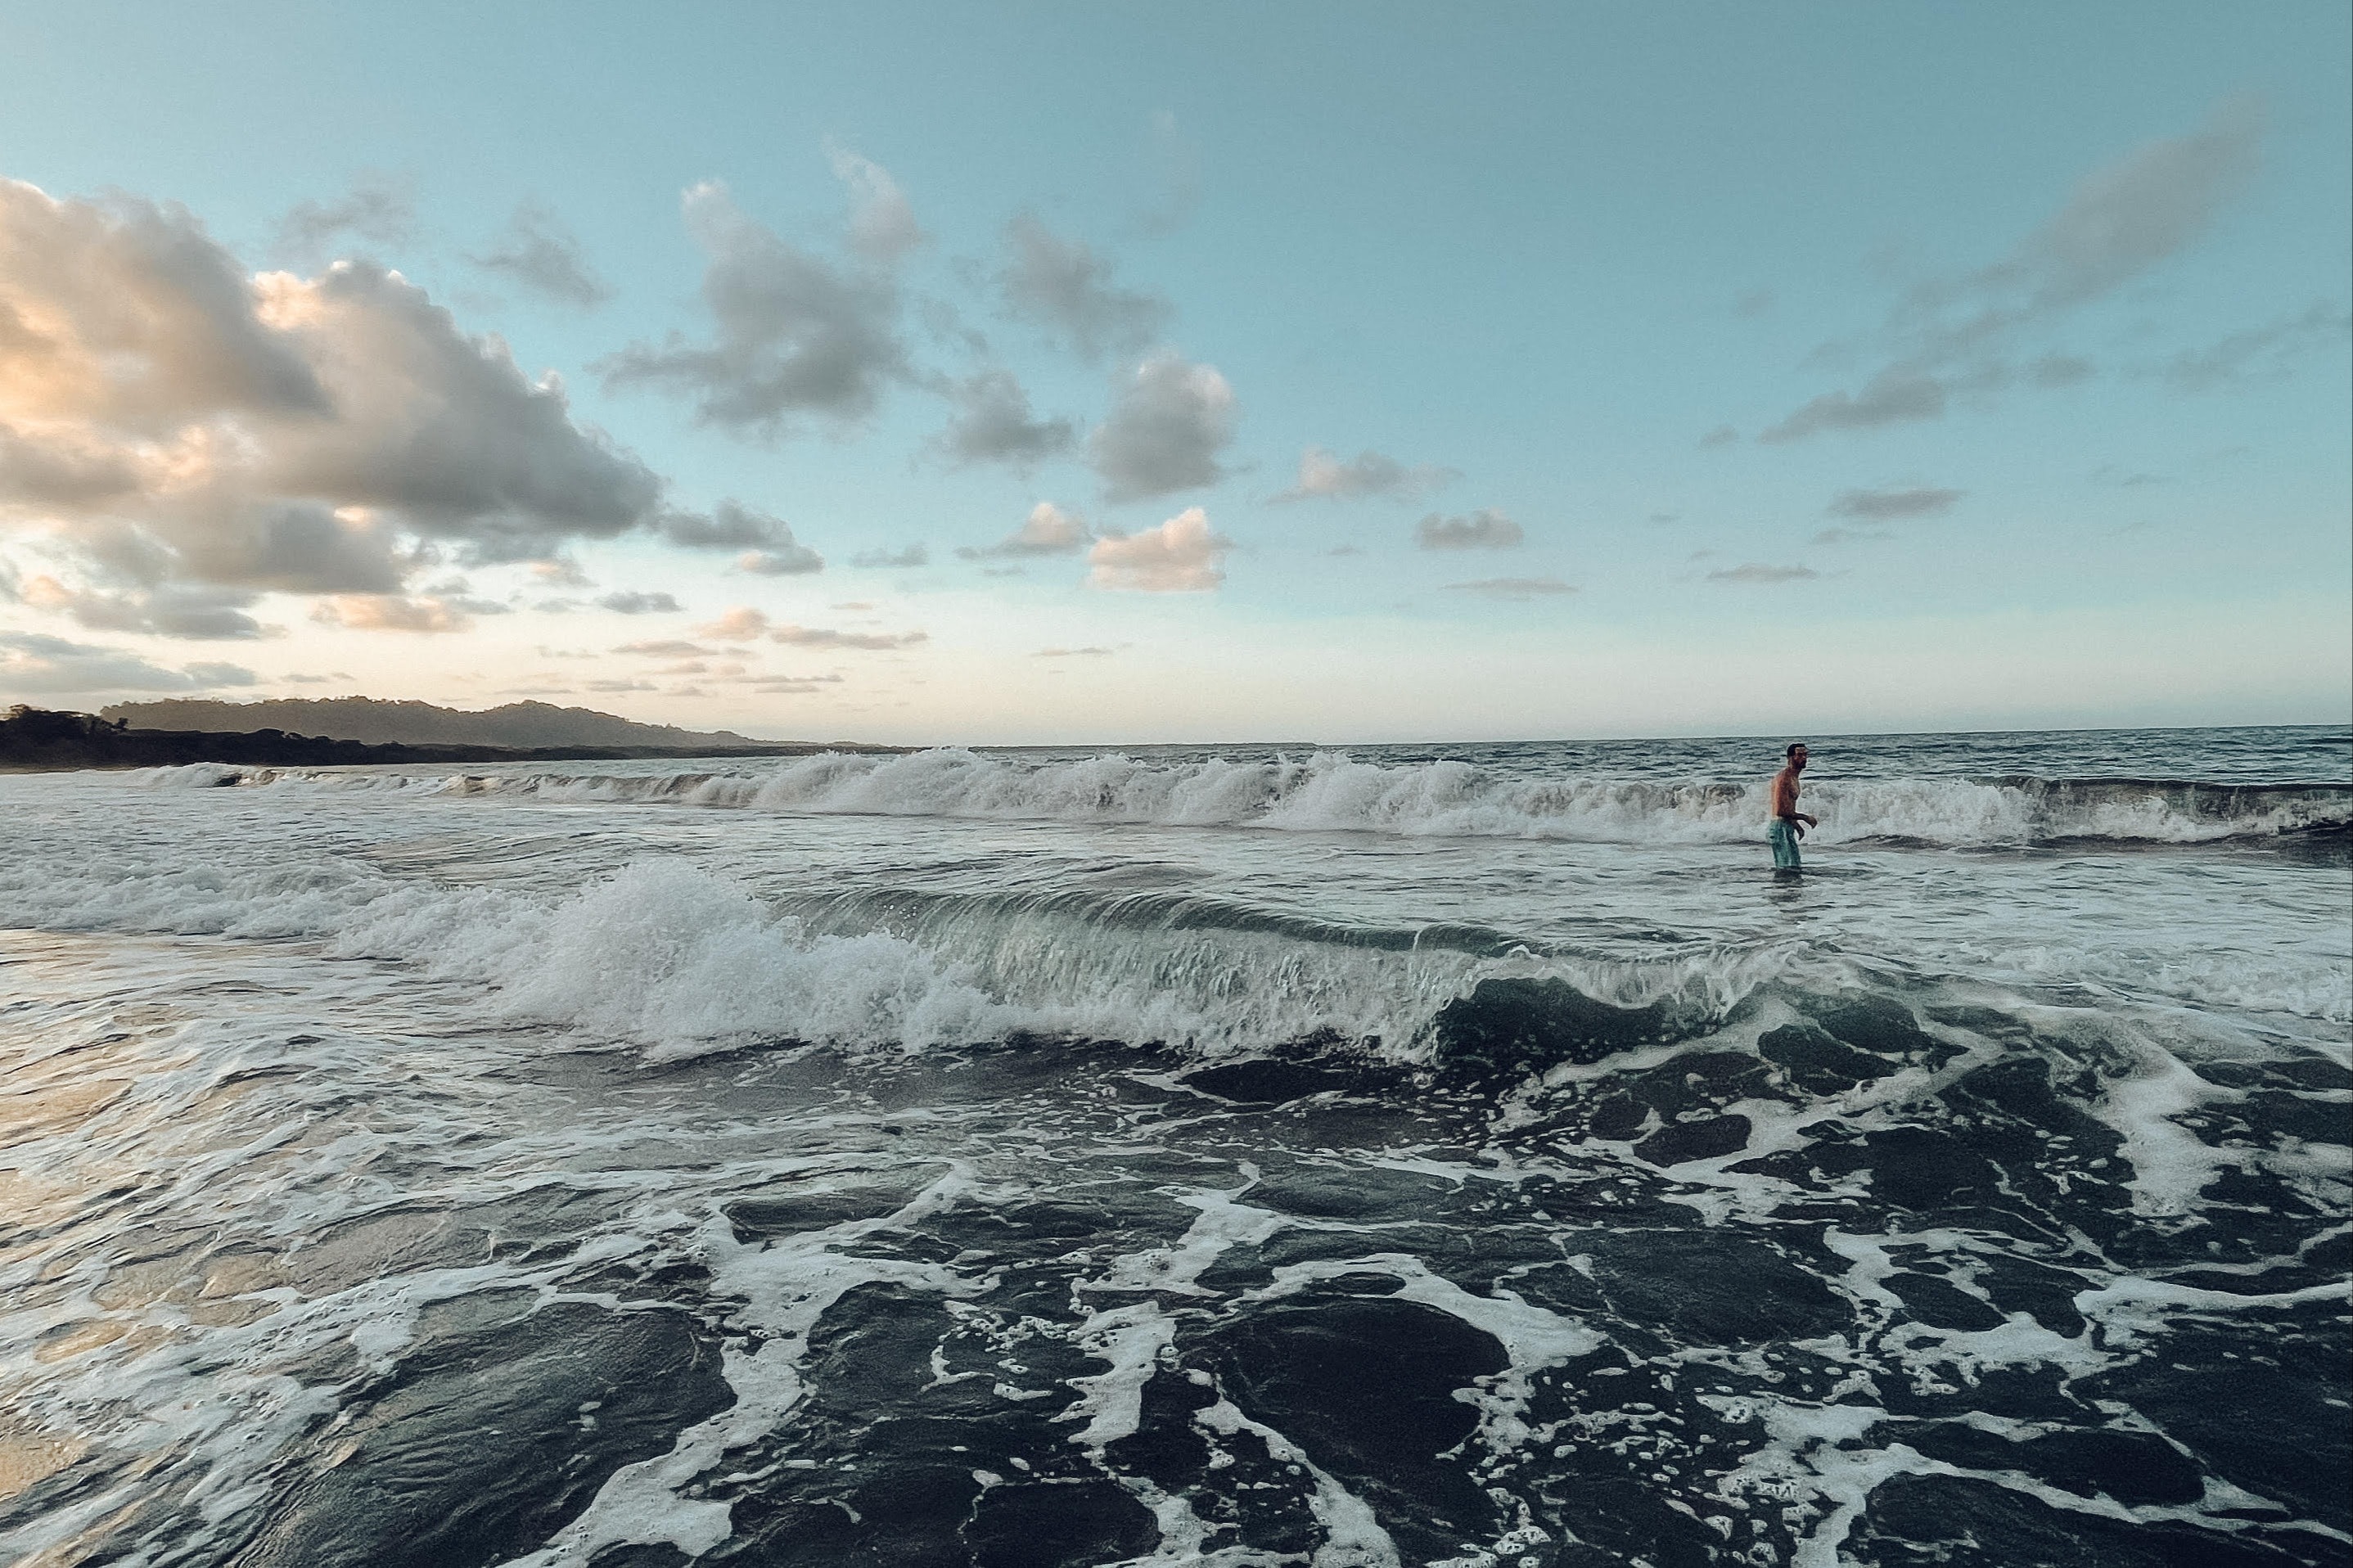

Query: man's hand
[[1801, 813, 1818, 829]]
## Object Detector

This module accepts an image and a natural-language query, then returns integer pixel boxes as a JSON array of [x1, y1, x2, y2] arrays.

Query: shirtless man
[[1768, 742, 1817, 872]]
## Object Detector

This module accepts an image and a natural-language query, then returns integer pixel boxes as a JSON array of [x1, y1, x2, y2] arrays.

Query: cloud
[[20, 574, 268, 639], [770, 624, 926, 650], [583, 679, 657, 693], [597, 591, 682, 615], [656, 498, 820, 564], [1035, 645, 1116, 657], [1273, 447, 1457, 502], [310, 593, 473, 632], [694, 606, 769, 642], [1733, 289, 1775, 318], [1443, 577, 1577, 601], [933, 370, 1075, 470], [1760, 369, 1948, 443], [530, 556, 593, 588], [1415, 509, 1523, 550], [1697, 425, 1738, 448], [1827, 486, 1963, 521], [599, 180, 906, 437], [0, 630, 256, 694], [1088, 505, 1229, 592], [2159, 302, 2350, 392], [998, 214, 1171, 361], [851, 545, 928, 569], [1810, 527, 1889, 546], [1760, 98, 2265, 440], [0, 178, 674, 619], [1089, 352, 1236, 502], [958, 502, 1092, 560], [1706, 563, 1819, 583], [275, 173, 417, 261], [613, 639, 710, 656], [824, 141, 923, 264], [468, 201, 611, 309]]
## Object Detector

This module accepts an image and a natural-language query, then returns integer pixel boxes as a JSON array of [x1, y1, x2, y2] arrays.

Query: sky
[[1, 1, 2346, 744]]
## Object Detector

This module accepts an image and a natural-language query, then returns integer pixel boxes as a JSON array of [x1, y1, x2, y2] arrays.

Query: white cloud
[[824, 141, 924, 264], [958, 502, 1092, 560], [1273, 447, 1456, 502], [1415, 509, 1522, 550], [695, 606, 770, 642], [1089, 353, 1236, 502], [851, 545, 928, 569], [0, 178, 673, 630], [1088, 506, 1230, 592], [310, 594, 474, 632]]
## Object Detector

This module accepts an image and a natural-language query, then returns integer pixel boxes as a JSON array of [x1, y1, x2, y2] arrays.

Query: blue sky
[[1, 2, 2346, 742]]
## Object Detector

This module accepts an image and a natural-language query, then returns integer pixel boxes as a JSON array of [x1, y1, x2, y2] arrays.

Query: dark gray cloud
[[468, 201, 611, 309], [276, 173, 417, 262], [1707, 563, 1819, 583], [1415, 509, 1523, 550], [999, 214, 1171, 361], [934, 370, 1075, 470], [1828, 486, 1963, 521], [851, 545, 929, 568], [1443, 577, 1576, 600], [1273, 447, 1458, 502], [1760, 99, 2265, 442], [600, 182, 907, 438], [1088, 352, 1236, 502], [1697, 425, 1738, 448], [958, 502, 1091, 560], [0, 629, 255, 693], [597, 591, 683, 615]]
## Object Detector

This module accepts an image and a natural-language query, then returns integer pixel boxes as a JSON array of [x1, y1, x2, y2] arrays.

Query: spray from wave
[[133, 750, 2352, 845]]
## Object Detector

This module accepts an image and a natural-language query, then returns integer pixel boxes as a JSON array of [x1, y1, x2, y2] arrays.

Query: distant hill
[[99, 697, 766, 751]]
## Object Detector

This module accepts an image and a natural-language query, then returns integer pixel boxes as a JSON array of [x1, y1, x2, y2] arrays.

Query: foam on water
[[137, 747, 2353, 845]]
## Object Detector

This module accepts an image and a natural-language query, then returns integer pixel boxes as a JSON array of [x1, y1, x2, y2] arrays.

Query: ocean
[[1, 724, 2347, 1568]]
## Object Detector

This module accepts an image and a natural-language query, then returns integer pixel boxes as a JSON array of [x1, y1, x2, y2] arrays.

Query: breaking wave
[[132, 750, 2353, 845]]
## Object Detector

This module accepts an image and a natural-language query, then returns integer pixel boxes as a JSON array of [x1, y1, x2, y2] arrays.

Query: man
[[1768, 742, 1817, 872]]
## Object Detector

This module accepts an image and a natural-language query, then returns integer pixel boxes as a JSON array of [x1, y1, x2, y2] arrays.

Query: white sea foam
[[139, 749, 2351, 845]]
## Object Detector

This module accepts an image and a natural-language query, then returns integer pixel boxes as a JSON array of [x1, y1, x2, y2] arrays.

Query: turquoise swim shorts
[[1768, 819, 1802, 870]]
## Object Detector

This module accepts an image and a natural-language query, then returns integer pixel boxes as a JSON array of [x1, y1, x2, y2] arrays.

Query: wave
[[0, 841, 1805, 1061], [132, 750, 2353, 845]]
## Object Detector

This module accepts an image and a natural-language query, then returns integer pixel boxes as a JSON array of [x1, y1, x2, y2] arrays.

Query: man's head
[[1785, 741, 1808, 771]]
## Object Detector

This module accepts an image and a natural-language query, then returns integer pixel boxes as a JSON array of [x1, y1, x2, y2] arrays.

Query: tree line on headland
[[1, 705, 895, 772]]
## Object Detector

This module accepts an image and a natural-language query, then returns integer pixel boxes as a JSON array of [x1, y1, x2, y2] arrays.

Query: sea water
[[1, 726, 2346, 1567]]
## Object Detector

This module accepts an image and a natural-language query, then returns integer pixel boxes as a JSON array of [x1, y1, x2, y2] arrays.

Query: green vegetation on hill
[[98, 697, 764, 751]]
